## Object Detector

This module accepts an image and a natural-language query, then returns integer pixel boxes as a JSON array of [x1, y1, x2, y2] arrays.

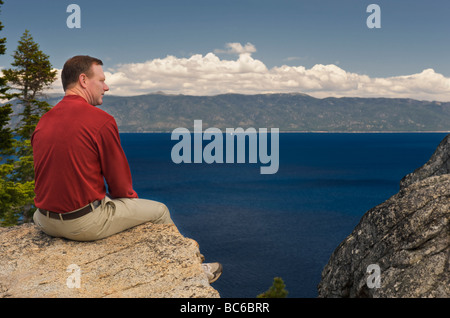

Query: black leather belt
[[39, 200, 101, 220]]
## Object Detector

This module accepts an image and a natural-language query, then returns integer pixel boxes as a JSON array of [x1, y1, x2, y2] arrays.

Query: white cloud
[[46, 43, 450, 101], [214, 42, 257, 55], [283, 56, 304, 62]]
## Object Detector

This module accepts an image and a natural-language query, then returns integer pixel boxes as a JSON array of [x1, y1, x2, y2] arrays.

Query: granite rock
[[400, 134, 450, 189], [318, 135, 450, 298], [0, 222, 220, 298]]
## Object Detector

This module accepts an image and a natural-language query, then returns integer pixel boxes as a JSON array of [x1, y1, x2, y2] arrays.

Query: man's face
[[84, 64, 109, 106]]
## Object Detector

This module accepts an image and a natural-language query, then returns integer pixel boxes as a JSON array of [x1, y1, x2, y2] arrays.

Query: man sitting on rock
[[32, 55, 222, 284]]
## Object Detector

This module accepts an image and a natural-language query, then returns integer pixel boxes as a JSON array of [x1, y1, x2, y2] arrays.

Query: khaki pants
[[33, 196, 174, 241]]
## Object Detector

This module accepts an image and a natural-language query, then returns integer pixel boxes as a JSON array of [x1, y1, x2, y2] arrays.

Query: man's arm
[[96, 118, 138, 199]]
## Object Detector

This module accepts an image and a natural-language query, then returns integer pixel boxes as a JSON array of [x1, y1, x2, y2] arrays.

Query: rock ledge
[[0, 223, 220, 298]]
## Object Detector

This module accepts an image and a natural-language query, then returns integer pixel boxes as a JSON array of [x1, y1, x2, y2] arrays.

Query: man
[[32, 55, 222, 283]]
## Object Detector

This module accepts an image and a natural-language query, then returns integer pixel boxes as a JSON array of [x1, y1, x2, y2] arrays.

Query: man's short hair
[[61, 55, 103, 91]]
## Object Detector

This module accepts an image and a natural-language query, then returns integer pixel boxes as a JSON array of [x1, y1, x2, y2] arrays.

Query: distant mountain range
[[29, 92, 450, 132]]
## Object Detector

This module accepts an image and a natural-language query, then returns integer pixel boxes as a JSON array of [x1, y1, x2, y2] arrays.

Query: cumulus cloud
[[46, 43, 450, 101]]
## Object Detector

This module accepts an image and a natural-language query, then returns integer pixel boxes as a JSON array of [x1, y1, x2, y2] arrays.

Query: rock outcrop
[[0, 222, 220, 298], [400, 134, 450, 188], [318, 135, 450, 298]]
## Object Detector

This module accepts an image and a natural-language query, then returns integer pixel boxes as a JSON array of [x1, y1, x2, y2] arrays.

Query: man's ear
[[79, 73, 88, 89]]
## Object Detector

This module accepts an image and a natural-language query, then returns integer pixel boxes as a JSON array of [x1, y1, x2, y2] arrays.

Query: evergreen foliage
[[0, 0, 13, 157], [2, 29, 56, 139], [0, 11, 56, 226], [257, 277, 288, 298]]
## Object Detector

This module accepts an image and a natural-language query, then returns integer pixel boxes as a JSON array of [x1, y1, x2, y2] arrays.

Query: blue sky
[[1, 0, 450, 100]]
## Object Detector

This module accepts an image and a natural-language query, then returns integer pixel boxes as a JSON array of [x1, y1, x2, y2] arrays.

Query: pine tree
[[0, 28, 56, 226], [0, 105, 13, 155], [257, 277, 289, 298], [3, 29, 56, 140], [0, 0, 24, 227], [0, 0, 13, 158]]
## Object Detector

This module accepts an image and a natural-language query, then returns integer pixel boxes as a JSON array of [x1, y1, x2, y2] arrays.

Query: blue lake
[[120, 132, 446, 298]]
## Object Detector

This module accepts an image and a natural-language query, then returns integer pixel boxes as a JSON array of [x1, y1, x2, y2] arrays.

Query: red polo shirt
[[31, 95, 138, 213]]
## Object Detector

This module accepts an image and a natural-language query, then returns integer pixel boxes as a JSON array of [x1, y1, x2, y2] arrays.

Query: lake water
[[119, 132, 446, 298]]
